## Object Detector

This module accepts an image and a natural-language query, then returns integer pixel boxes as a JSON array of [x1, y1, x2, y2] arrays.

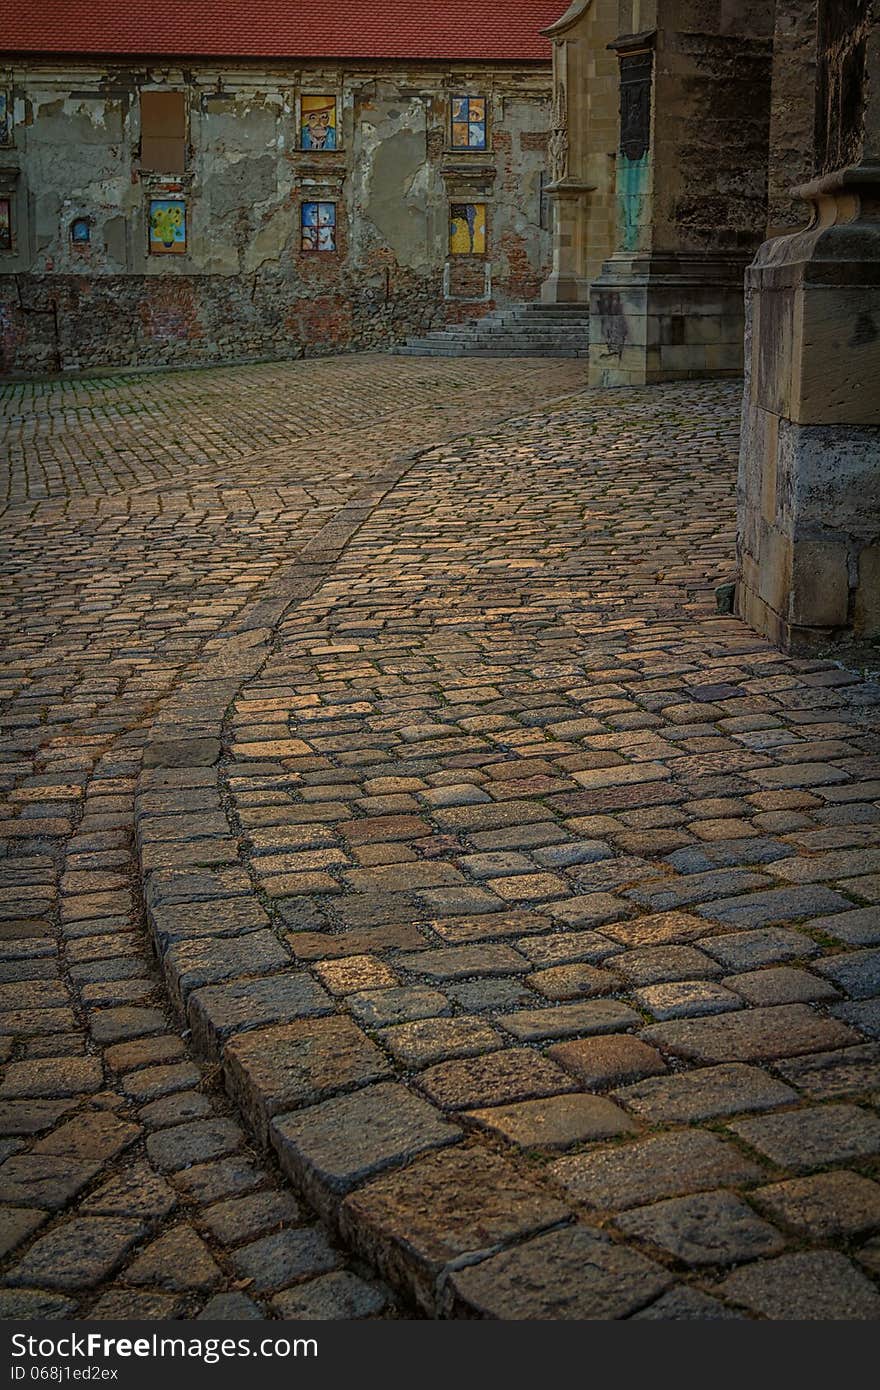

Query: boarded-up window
[[140, 91, 186, 172]]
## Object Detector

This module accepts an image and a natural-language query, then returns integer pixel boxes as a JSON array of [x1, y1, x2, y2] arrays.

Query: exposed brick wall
[[0, 266, 466, 375]]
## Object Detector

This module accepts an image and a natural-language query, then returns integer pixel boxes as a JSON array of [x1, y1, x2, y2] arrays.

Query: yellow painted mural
[[449, 202, 486, 256]]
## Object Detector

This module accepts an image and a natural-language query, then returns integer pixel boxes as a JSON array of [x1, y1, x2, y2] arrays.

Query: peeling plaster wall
[[0, 60, 551, 374]]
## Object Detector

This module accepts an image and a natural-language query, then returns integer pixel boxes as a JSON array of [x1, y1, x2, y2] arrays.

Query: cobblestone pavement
[[2, 358, 879, 1321], [0, 355, 585, 1319]]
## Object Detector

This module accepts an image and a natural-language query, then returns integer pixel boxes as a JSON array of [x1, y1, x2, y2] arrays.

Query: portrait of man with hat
[[302, 95, 337, 149]]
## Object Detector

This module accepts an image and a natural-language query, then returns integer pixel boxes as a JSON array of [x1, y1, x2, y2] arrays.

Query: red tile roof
[[2, 2, 561, 62]]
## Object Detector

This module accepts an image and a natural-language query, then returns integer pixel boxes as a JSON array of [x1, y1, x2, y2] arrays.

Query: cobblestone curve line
[[0, 356, 586, 511], [2, 358, 587, 1319], [0, 461, 438, 1319], [0, 730, 398, 1321], [134, 378, 880, 1320]]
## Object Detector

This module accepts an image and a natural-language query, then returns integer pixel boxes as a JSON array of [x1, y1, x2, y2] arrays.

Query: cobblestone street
[[2, 354, 879, 1320]]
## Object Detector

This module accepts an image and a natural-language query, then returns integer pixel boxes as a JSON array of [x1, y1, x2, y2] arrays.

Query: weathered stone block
[[789, 539, 850, 627], [339, 1146, 567, 1314], [553, 1128, 763, 1211], [466, 1093, 636, 1150], [614, 1190, 785, 1268], [614, 1061, 797, 1124], [5, 1216, 144, 1290], [415, 1048, 576, 1111], [728, 1103, 880, 1171], [499, 998, 641, 1042], [445, 1224, 671, 1319], [717, 1251, 880, 1320], [643, 1002, 857, 1063], [753, 1169, 880, 1238], [224, 1016, 392, 1144], [271, 1271, 387, 1320], [187, 972, 334, 1058], [547, 1033, 667, 1089], [855, 544, 880, 636], [0, 1155, 101, 1210], [231, 1227, 341, 1292], [271, 1082, 461, 1219], [163, 931, 290, 1007], [775, 1043, 880, 1099], [377, 1015, 502, 1068]]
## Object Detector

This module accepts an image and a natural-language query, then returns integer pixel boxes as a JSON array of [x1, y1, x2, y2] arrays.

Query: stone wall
[[586, 0, 775, 387], [0, 61, 551, 374], [650, 0, 774, 258], [736, 0, 880, 653], [767, 0, 819, 237], [815, 0, 874, 174]]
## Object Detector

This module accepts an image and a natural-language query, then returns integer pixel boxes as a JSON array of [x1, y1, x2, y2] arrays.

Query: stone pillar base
[[587, 252, 750, 387], [738, 419, 880, 652], [736, 164, 880, 653], [541, 271, 590, 305], [540, 183, 593, 306]]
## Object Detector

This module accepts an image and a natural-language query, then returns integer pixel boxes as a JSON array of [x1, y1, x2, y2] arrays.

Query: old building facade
[[3, 0, 877, 656], [0, 3, 561, 373]]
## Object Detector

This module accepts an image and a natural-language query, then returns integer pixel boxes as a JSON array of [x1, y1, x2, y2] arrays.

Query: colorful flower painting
[[301, 201, 336, 252], [149, 198, 186, 255], [301, 95, 337, 150], [451, 96, 486, 149], [449, 202, 486, 256]]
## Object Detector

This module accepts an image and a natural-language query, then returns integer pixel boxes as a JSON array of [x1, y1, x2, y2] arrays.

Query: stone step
[[409, 322, 590, 336], [404, 337, 589, 351], [389, 340, 583, 353], [505, 309, 592, 321], [426, 327, 590, 340], [391, 300, 591, 358], [470, 317, 592, 330]]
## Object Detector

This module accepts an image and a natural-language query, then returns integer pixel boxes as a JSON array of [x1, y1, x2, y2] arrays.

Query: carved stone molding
[[608, 31, 656, 163], [548, 82, 569, 183]]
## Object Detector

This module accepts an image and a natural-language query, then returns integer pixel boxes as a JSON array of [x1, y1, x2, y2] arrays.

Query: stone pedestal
[[541, 182, 594, 304], [588, 250, 749, 386], [737, 164, 880, 651]]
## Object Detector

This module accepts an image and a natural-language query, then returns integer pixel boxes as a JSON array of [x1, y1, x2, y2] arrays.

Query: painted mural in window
[[451, 96, 486, 149], [301, 201, 336, 252], [0, 92, 10, 146], [149, 198, 187, 255], [301, 96, 337, 150], [0, 197, 10, 251], [71, 218, 90, 244], [449, 202, 486, 256]]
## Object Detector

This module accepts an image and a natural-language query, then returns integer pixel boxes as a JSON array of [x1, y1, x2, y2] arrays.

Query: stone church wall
[[0, 61, 551, 374], [736, 0, 880, 653]]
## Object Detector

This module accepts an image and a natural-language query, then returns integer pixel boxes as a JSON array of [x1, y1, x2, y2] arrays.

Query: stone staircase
[[392, 302, 590, 357]]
